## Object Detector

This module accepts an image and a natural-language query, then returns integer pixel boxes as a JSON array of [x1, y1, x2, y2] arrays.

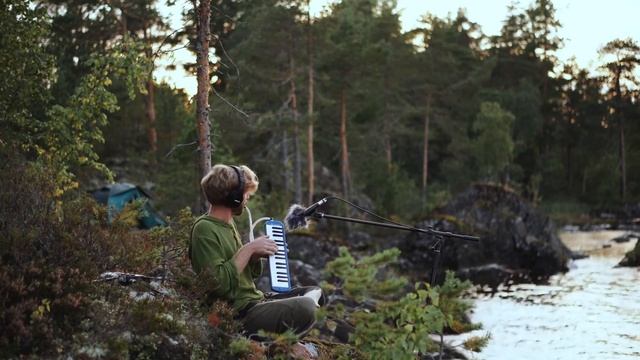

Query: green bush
[[0, 157, 261, 359], [323, 246, 488, 359], [0, 156, 488, 359], [0, 159, 101, 356]]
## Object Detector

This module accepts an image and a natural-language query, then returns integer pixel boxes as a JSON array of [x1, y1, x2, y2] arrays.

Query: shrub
[[0, 156, 286, 359], [0, 159, 100, 356], [323, 246, 488, 359]]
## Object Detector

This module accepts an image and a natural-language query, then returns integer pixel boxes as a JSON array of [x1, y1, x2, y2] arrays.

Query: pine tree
[[598, 38, 640, 201], [410, 10, 487, 204]]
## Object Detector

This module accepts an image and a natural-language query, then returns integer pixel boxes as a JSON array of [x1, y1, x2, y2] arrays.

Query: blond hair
[[201, 164, 259, 206]]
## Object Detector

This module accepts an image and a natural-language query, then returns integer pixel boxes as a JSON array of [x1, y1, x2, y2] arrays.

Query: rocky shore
[[257, 184, 575, 296], [400, 184, 571, 289]]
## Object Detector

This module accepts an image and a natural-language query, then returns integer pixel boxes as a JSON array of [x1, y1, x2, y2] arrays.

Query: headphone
[[225, 165, 245, 208]]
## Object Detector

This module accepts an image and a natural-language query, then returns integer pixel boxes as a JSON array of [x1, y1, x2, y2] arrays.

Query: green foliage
[[471, 102, 515, 180], [8, 0, 640, 221], [349, 285, 442, 359], [436, 272, 482, 334], [256, 329, 301, 359], [462, 333, 492, 352], [423, 184, 453, 213], [44, 36, 152, 194], [323, 247, 487, 359], [0, 159, 108, 356], [356, 160, 423, 220], [228, 336, 254, 357], [0, 1, 53, 152], [0, 156, 271, 359], [2, 0, 153, 198], [154, 105, 239, 215], [539, 199, 590, 225], [324, 247, 407, 303], [348, 272, 483, 359]]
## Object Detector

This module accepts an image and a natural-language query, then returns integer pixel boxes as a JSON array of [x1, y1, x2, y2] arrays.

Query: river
[[448, 230, 640, 360]]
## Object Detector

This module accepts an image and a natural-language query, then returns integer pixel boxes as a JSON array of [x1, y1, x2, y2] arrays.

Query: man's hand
[[234, 235, 277, 273], [249, 235, 278, 258]]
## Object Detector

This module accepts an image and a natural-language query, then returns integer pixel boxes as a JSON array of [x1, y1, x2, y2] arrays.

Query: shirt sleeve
[[190, 228, 239, 298], [250, 258, 263, 278]]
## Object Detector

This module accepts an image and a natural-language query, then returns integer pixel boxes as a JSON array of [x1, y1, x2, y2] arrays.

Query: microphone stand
[[311, 212, 480, 285]]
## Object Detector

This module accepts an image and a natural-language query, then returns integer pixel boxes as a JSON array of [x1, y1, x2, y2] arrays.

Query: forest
[[1, 0, 639, 358], [3, 0, 639, 218]]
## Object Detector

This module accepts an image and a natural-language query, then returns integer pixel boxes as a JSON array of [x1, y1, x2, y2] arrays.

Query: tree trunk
[[614, 66, 626, 201], [619, 118, 626, 201], [283, 125, 290, 194], [143, 27, 157, 159], [145, 79, 157, 155], [340, 89, 351, 200], [566, 143, 572, 191], [384, 130, 392, 173], [195, 0, 212, 211], [383, 77, 392, 173], [421, 93, 432, 209], [290, 49, 302, 204], [306, 6, 315, 205]]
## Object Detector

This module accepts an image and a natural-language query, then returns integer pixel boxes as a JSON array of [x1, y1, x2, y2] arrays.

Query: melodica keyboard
[[265, 220, 291, 292]]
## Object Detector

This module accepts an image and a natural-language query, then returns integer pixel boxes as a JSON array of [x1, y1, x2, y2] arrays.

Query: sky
[[157, 0, 640, 97]]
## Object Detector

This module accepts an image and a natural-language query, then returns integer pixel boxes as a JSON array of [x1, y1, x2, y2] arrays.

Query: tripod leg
[[430, 236, 444, 285]]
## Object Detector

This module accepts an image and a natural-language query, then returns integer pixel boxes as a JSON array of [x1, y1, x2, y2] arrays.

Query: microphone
[[284, 198, 328, 231]]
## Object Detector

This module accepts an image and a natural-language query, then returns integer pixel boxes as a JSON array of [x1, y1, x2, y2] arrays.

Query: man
[[189, 164, 323, 338]]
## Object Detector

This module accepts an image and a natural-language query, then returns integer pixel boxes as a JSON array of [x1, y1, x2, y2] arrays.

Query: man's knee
[[296, 297, 318, 323], [289, 297, 317, 335], [300, 286, 325, 307]]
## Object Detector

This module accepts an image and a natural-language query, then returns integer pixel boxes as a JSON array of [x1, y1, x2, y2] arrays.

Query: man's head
[[201, 164, 259, 214]]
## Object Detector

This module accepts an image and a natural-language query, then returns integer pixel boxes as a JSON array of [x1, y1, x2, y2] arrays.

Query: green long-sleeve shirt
[[190, 215, 263, 311]]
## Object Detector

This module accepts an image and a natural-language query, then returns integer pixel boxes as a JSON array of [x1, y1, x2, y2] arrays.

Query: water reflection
[[449, 231, 640, 360]]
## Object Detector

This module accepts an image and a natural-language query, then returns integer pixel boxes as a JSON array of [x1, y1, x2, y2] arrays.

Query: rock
[[562, 225, 580, 232], [400, 184, 571, 286], [255, 260, 322, 293], [570, 250, 589, 260], [286, 234, 339, 269], [617, 240, 640, 267], [346, 230, 372, 250], [455, 263, 528, 293], [256, 274, 271, 293], [611, 232, 639, 243], [587, 203, 640, 230], [288, 260, 323, 286], [422, 343, 468, 360], [579, 223, 611, 231], [315, 166, 343, 196]]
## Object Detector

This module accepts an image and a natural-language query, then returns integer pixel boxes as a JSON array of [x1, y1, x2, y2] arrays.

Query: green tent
[[90, 183, 166, 229]]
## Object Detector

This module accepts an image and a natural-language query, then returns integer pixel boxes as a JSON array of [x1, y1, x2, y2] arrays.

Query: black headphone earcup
[[226, 166, 245, 207]]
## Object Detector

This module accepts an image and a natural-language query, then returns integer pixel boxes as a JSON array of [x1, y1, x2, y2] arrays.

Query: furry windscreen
[[284, 204, 307, 231]]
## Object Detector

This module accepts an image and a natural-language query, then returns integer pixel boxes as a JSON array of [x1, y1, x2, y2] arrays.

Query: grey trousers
[[241, 286, 323, 338]]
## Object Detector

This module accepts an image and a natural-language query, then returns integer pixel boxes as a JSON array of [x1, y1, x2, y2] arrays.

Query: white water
[[449, 231, 640, 360]]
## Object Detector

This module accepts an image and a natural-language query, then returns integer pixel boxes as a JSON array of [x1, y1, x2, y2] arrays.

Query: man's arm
[[191, 232, 240, 296], [233, 235, 277, 273]]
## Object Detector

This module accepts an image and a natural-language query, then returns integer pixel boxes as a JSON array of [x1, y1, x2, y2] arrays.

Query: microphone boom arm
[[311, 212, 479, 242]]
